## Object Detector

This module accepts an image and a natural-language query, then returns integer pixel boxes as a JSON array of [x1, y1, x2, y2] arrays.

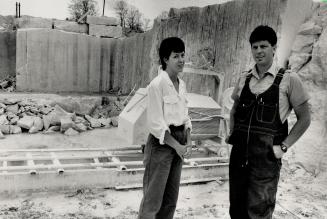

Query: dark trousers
[[229, 133, 281, 219], [138, 129, 185, 219]]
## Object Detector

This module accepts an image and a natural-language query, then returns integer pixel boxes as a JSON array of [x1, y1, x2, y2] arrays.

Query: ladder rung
[[26, 153, 37, 175], [93, 157, 102, 169], [2, 161, 7, 174], [106, 152, 127, 171], [51, 152, 64, 174]]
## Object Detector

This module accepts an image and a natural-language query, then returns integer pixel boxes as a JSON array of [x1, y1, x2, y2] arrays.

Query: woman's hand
[[183, 145, 192, 159], [174, 145, 187, 160]]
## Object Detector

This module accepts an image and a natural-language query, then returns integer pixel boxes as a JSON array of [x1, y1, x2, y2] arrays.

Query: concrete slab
[[0, 31, 16, 79], [118, 88, 147, 145], [89, 24, 122, 38], [16, 29, 102, 92], [86, 16, 119, 26], [55, 22, 88, 34]]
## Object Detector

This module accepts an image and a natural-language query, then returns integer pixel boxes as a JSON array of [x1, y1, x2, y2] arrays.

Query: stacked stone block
[[86, 16, 122, 38]]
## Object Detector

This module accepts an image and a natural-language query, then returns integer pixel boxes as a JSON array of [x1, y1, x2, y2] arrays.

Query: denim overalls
[[229, 68, 287, 219]]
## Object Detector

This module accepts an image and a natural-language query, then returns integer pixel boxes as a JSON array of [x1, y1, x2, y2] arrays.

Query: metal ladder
[[0, 145, 229, 193]]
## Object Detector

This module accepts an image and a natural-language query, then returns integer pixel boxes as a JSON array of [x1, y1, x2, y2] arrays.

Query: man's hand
[[272, 145, 285, 159]]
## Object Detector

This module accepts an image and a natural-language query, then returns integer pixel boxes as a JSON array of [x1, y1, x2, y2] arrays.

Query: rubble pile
[[91, 98, 126, 119], [0, 96, 126, 139], [0, 76, 15, 92]]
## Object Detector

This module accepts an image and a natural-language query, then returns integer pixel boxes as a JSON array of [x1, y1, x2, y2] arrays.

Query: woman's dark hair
[[249, 25, 277, 46], [159, 37, 185, 70]]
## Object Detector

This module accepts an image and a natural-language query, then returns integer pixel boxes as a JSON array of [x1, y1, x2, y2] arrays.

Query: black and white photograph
[[0, 0, 326, 218]]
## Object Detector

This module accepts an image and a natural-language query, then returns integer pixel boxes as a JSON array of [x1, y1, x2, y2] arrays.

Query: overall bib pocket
[[234, 99, 254, 122], [256, 102, 277, 123]]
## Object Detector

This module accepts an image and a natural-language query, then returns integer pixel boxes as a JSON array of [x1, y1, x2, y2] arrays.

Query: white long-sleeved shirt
[[147, 68, 192, 145]]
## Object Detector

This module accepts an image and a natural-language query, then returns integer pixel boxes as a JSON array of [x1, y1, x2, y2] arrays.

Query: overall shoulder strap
[[245, 69, 252, 84], [273, 68, 286, 86]]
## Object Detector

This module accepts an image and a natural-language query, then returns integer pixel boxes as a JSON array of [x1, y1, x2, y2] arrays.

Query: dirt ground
[[0, 119, 326, 219]]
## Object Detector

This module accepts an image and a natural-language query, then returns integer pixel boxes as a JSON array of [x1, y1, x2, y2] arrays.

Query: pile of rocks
[[0, 76, 15, 92], [91, 99, 125, 119], [0, 97, 125, 139]]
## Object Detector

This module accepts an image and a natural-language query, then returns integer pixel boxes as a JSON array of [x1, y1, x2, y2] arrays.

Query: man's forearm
[[283, 102, 311, 148], [283, 115, 310, 147]]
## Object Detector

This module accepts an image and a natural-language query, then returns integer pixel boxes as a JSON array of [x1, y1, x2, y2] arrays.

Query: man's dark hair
[[159, 37, 185, 70], [249, 25, 277, 46]]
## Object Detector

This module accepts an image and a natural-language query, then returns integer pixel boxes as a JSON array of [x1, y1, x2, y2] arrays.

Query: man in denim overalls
[[227, 25, 311, 219]]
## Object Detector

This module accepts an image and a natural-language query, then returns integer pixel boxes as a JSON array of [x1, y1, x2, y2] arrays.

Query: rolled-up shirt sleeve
[[184, 97, 192, 132], [184, 115, 192, 131], [147, 83, 169, 145], [288, 72, 310, 108]]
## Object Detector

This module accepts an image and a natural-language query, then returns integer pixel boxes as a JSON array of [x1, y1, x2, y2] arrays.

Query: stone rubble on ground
[[85, 115, 102, 128], [73, 123, 87, 132], [64, 128, 79, 136], [60, 117, 74, 132], [0, 115, 8, 124], [0, 76, 16, 92], [10, 125, 22, 134], [98, 118, 111, 128], [75, 116, 87, 124], [0, 130, 4, 139], [111, 116, 118, 127], [44, 125, 60, 134], [0, 96, 126, 139], [53, 97, 101, 116], [28, 126, 39, 134], [9, 115, 19, 125], [6, 104, 18, 114], [0, 124, 10, 134], [30, 117, 43, 133], [17, 116, 34, 130]]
